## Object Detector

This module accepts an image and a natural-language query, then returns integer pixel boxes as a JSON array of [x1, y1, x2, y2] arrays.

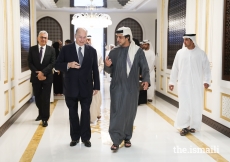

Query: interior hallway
[[0, 75, 229, 162]]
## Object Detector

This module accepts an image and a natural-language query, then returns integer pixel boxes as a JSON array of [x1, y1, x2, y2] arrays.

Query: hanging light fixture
[[71, 0, 112, 28]]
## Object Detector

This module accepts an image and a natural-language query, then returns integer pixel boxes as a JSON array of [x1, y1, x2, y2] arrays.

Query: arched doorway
[[37, 16, 63, 43], [115, 18, 143, 45]]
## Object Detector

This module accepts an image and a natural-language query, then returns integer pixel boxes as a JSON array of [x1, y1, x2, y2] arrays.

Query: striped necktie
[[78, 47, 83, 65]]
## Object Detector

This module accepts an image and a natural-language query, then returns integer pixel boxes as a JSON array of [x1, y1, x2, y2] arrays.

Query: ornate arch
[[37, 16, 63, 43], [115, 18, 143, 45]]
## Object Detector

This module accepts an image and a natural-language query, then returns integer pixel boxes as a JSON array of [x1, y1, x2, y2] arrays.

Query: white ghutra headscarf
[[116, 26, 139, 76], [182, 34, 199, 48]]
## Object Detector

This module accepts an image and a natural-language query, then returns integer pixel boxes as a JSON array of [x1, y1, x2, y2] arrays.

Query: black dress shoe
[[70, 140, 79, 147], [42, 120, 48, 127], [35, 116, 42, 121], [82, 140, 91, 147]]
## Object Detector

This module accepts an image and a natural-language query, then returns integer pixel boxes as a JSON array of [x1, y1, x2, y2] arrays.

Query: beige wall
[[156, 0, 230, 128], [0, 0, 36, 127]]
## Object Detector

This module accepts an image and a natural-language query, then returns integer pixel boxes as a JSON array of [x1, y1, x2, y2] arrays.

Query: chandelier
[[71, 0, 112, 28]]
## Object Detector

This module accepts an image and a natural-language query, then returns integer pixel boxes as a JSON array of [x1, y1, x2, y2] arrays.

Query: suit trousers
[[65, 96, 92, 141], [32, 82, 52, 121]]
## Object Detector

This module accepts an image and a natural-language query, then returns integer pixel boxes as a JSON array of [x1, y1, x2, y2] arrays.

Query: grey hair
[[75, 27, 88, 35], [38, 30, 48, 36]]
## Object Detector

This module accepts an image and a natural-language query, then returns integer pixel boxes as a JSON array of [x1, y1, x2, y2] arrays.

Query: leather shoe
[[42, 120, 48, 127], [35, 116, 42, 121], [82, 140, 91, 147], [70, 140, 79, 146]]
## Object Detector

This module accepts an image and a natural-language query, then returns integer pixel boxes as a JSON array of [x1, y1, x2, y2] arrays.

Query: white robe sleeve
[[202, 53, 211, 85], [95, 48, 104, 73], [150, 54, 155, 73], [98, 53, 104, 73], [169, 52, 179, 85]]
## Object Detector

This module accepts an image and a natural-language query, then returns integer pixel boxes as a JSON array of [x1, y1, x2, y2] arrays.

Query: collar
[[75, 42, 84, 50], [38, 44, 46, 49]]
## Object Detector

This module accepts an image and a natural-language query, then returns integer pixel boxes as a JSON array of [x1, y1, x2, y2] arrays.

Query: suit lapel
[[35, 45, 40, 63], [42, 45, 49, 64], [71, 43, 79, 63], [82, 45, 90, 66]]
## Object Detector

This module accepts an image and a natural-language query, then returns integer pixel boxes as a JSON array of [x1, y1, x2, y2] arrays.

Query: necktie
[[39, 47, 43, 61], [78, 47, 83, 65]]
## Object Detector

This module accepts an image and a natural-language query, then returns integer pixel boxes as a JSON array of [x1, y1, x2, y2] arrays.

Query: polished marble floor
[[0, 75, 229, 162]]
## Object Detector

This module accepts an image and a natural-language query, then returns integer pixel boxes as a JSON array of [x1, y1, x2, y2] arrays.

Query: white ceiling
[[36, 0, 158, 13]]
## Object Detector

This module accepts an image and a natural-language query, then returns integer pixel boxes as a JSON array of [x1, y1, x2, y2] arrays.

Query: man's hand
[[169, 85, 174, 91], [58, 40, 63, 49], [204, 83, 209, 89], [36, 71, 46, 80], [141, 82, 149, 90], [68, 61, 81, 69], [56, 70, 60, 75], [105, 56, 112, 67], [93, 90, 98, 95]]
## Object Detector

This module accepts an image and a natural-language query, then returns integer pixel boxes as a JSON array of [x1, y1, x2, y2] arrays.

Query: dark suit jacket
[[55, 43, 100, 98], [28, 45, 56, 84]]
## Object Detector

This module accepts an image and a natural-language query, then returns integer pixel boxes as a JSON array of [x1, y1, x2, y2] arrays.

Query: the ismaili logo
[[173, 145, 219, 153]]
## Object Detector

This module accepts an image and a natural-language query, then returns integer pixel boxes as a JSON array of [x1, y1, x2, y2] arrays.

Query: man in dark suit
[[28, 30, 55, 127], [55, 28, 100, 147]]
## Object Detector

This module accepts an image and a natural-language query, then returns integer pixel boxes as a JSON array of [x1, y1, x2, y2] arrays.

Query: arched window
[[115, 18, 143, 45], [37, 16, 63, 43]]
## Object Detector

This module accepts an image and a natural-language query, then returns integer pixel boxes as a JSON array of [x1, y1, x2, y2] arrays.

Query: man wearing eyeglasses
[[28, 30, 56, 127]]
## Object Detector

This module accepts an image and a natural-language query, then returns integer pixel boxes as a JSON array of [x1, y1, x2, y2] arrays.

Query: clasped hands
[[36, 71, 46, 80], [68, 61, 81, 69]]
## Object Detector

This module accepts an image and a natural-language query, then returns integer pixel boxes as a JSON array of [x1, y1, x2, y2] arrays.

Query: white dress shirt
[[75, 42, 85, 59], [38, 44, 46, 64]]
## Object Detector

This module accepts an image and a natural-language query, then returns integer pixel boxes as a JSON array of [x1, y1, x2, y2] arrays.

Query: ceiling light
[[71, 0, 112, 28]]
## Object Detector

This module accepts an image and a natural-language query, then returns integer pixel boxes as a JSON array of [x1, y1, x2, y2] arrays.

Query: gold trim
[[19, 93, 31, 103], [205, 0, 210, 54], [166, 77, 178, 97], [11, 87, 15, 110], [3, 0, 8, 84], [160, 0, 165, 71], [19, 79, 30, 85], [147, 103, 228, 162], [160, 75, 164, 90], [20, 100, 58, 162], [220, 93, 230, 122], [204, 89, 212, 113], [10, 0, 14, 81], [4, 91, 9, 115]]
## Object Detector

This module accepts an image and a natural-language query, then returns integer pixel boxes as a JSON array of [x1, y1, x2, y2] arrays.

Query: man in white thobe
[[86, 35, 104, 122], [142, 40, 155, 102], [169, 34, 211, 136]]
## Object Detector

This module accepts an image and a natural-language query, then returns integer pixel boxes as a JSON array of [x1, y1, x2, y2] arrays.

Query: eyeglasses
[[40, 36, 47, 39]]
